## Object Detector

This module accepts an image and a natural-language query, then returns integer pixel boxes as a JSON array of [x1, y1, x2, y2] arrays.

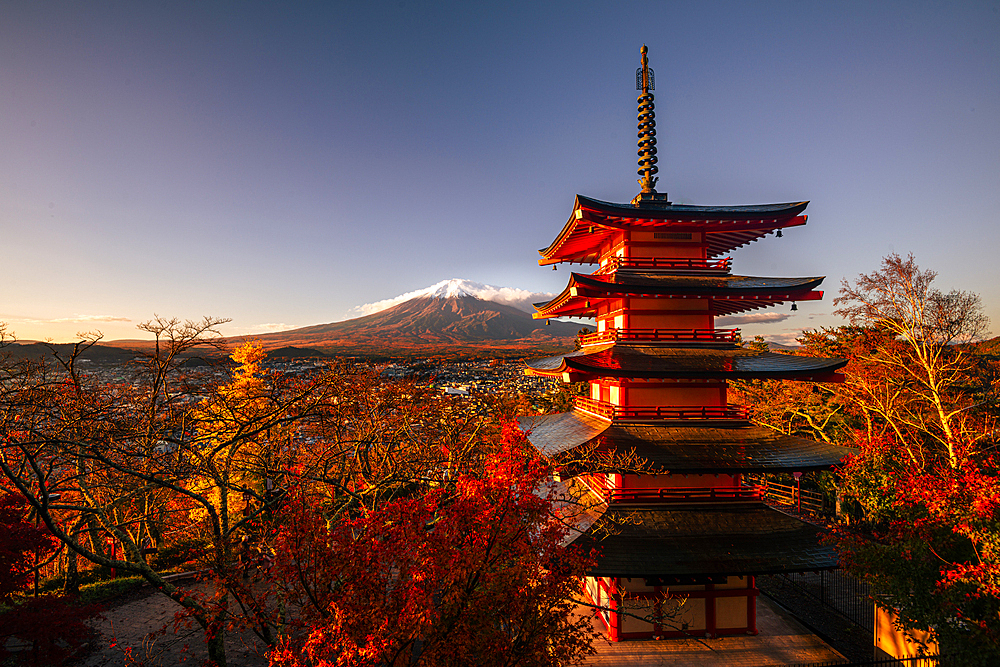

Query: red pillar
[[705, 582, 716, 638]]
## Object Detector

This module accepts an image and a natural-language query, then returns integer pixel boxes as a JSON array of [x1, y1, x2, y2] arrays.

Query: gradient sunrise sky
[[2, 1, 998, 345]]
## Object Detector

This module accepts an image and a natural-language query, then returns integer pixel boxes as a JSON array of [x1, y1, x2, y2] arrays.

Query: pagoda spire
[[636, 45, 659, 194]]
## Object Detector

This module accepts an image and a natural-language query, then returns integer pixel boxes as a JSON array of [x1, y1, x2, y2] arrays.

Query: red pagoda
[[519, 46, 852, 641]]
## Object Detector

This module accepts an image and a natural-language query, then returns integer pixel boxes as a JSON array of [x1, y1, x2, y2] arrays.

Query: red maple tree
[[0, 492, 103, 666], [265, 424, 598, 667], [0, 492, 55, 601]]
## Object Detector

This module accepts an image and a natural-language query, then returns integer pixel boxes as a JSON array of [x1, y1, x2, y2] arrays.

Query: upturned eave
[[538, 196, 810, 265], [532, 273, 826, 319], [523, 345, 847, 381]]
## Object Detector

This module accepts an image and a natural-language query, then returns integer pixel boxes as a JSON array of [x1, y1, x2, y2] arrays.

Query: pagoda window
[[630, 298, 709, 311], [609, 385, 621, 405], [628, 312, 712, 330], [629, 230, 699, 243], [620, 473, 737, 490], [628, 244, 706, 259], [626, 385, 725, 407]]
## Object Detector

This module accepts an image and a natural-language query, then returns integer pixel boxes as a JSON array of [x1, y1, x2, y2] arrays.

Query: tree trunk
[[64, 542, 79, 595], [206, 631, 227, 667]]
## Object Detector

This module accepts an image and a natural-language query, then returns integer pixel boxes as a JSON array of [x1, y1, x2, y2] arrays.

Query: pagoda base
[[569, 504, 837, 642], [584, 575, 758, 641]]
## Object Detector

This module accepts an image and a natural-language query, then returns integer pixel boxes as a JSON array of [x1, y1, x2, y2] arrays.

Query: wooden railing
[[609, 486, 762, 504], [744, 473, 828, 514], [595, 257, 731, 274], [573, 396, 617, 419], [573, 397, 751, 422], [578, 328, 739, 347]]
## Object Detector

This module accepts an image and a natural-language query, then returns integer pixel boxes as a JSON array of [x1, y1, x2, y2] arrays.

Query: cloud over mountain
[[348, 279, 554, 317]]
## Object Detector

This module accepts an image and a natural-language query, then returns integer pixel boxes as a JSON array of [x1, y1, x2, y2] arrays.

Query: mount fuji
[[242, 279, 583, 357]]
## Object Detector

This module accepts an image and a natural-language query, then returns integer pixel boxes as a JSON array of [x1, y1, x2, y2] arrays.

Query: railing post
[[793, 472, 802, 513]]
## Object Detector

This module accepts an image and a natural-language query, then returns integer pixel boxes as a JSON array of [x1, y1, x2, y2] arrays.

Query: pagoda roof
[[524, 345, 847, 381], [539, 195, 809, 264], [533, 272, 825, 318], [518, 411, 854, 473], [571, 505, 838, 578]]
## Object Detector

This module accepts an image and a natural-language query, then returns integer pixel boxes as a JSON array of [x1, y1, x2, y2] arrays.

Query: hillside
[[0, 341, 140, 364], [238, 296, 582, 358]]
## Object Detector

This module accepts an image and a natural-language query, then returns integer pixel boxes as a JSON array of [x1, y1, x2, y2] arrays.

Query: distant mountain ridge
[[240, 294, 582, 357]]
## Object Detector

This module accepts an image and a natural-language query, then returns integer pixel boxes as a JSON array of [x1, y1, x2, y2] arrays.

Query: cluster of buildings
[[380, 358, 559, 397]]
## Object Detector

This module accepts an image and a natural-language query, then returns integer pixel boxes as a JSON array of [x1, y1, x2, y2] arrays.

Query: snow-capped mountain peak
[[425, 278, 481, 299], [348, 279, 554, 317]]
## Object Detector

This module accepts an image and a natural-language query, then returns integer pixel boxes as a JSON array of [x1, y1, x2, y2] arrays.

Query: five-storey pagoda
[[519, 46, 852, 641]]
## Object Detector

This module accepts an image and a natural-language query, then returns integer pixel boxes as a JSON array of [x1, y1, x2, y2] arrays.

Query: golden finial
[[640, 45, 650, 94], [635, 45, 658, 193]]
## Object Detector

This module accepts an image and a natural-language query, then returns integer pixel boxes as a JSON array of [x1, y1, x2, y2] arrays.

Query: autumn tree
[[732, 255, 998, 660], [0, 318, 338, 667], [0, 492, 103, 666], [826, 255, 999, 662], [729, 335, 852, 445], [1, 316, 594, 666], [264, 424, 598, 667], [833, 253, 992, 468], [0, 492, 55, 601]]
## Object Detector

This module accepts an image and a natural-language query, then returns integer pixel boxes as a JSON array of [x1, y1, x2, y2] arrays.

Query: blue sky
[[2, 1, 998, 344]]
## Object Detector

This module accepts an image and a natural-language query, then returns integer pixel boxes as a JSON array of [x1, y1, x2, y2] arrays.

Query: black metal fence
[[763, 569, 875, 632], [762, 654, 943, 667]]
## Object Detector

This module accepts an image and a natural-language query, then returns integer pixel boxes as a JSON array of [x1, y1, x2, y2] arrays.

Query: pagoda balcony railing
[[578, 328, 739, 347], [573, 397, 751, 422], [608, 486, 762, 504], [595, 257, 731, 275]]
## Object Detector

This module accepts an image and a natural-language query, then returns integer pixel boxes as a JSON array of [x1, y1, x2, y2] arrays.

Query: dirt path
[[73, 586, 268, 667]]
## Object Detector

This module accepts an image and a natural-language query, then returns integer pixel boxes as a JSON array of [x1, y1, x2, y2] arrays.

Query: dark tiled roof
[[519, 412, 853, 472], [575, 195, 810, 220], [525, 346, 847, 379], [518, 412, 610, 457], [518, 412, 854, 473], [573, 505, 838, 577], [538, 196, 810, 262], [532, 273, 826, 318], [571, 272, 825, 295]]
